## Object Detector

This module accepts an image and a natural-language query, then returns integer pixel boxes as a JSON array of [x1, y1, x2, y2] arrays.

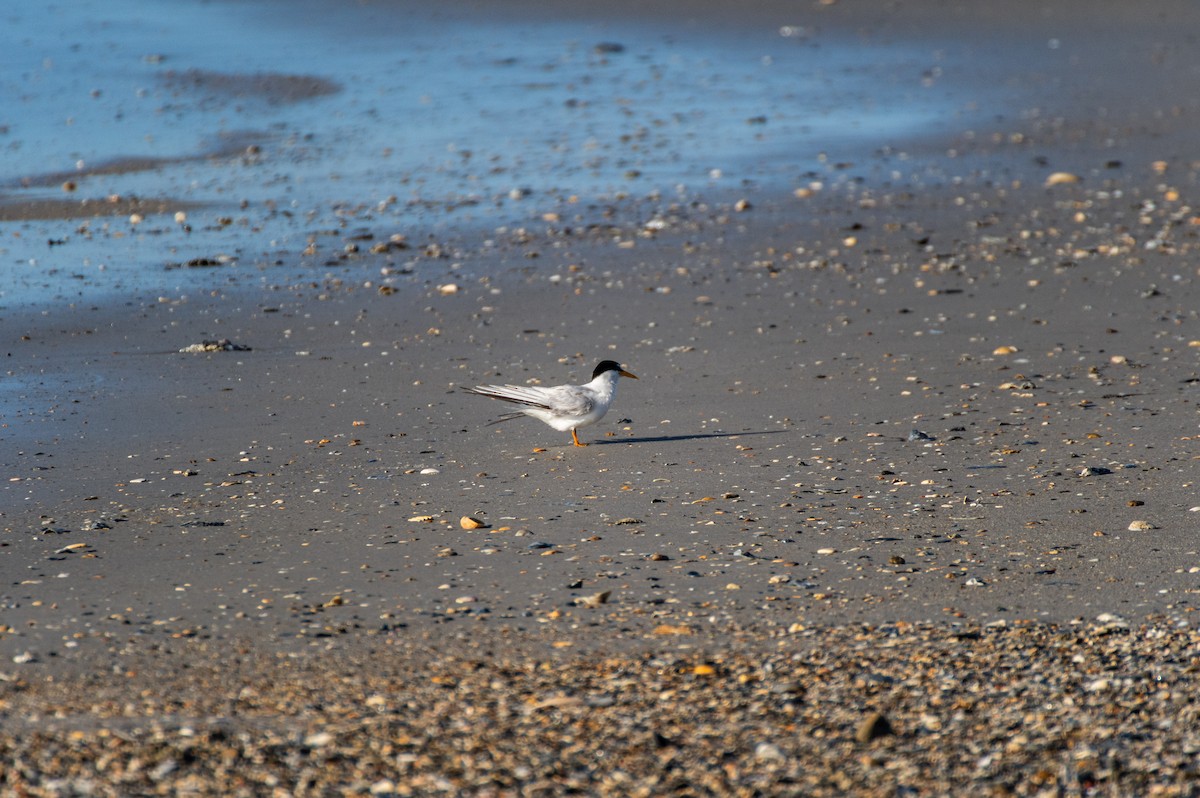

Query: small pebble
[[574, 591, 611, 609], [755, 742, 786, 761], [1045, 171, 1080, 186], [855, 711, 895, 743]]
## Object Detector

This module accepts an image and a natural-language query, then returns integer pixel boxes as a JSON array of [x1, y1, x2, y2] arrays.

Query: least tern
[[464, 360, 638, 446]]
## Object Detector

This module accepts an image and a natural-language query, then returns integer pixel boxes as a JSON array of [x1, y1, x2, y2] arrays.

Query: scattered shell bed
[[178, 339, 252, 354], [2, 616, 1197, 796]]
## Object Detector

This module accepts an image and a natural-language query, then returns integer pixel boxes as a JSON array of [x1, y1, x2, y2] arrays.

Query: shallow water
[[0, 0, 995, 310]]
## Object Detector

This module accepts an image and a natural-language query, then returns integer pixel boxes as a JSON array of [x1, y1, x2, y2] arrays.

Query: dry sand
[[3, 0, 1200, 794]]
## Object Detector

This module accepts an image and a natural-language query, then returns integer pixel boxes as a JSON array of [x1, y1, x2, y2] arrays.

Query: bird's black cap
[[593, 360, 638, 379], [593, 360, 623, 378]]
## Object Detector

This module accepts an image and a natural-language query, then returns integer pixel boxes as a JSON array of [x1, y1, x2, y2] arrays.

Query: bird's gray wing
[[543, 385, 594, 418]]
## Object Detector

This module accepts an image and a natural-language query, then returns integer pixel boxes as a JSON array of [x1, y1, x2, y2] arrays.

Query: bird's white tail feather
[[463, 384, 552, 409]]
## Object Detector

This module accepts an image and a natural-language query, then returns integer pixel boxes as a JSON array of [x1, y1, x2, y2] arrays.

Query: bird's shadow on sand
[[594, 429, 789, 445]]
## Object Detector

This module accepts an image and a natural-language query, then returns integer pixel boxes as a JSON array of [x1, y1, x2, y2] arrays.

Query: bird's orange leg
[[571, 429, 587, 447]]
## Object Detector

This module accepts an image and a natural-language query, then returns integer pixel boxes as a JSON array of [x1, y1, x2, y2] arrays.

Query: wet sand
[[3, 0, 1200, 794]]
